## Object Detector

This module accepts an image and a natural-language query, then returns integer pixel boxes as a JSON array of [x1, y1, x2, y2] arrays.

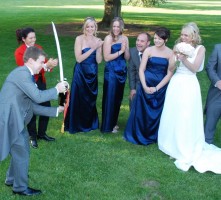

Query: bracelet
[[155, 86, 158, 92]]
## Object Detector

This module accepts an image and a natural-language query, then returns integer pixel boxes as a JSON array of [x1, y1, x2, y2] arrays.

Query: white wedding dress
[[158, 45, 221, 173]]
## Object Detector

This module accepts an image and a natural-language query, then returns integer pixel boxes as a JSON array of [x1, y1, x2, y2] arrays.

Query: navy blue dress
[[101, 43, 127, 133], [64, 48, 99, 133], [124, 57, 169, 145]]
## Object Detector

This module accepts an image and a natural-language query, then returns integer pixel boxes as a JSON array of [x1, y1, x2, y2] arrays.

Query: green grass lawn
[[1, 0, 221, 199]]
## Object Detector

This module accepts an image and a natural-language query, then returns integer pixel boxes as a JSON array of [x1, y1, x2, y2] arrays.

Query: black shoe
[[5, 182, 13, 187], [13, 187, 42, 196], [30, 139, 38, 148], [37, 134, 55, 142]]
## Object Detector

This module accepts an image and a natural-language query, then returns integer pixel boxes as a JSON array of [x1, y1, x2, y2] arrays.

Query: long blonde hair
[[176, 22, 202, 47], [82, 16, 98, 36]]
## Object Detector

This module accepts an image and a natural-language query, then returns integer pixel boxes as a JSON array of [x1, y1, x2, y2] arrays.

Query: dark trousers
[[28, 77, 51, 139], [129, 95, 136, 111]]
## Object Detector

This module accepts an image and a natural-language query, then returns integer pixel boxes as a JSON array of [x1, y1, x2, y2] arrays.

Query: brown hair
[[16, 27, 35, 44], [110, 17, 124, 41], [154, 27, 170, 41], [138, 32, 151, 42], [23, 46, 47, 63]]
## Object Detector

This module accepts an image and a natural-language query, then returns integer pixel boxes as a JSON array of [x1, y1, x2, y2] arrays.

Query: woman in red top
[[15, 27, 58, 148]]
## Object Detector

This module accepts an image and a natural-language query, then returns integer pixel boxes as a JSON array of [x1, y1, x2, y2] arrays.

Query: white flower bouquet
[[174, 42, 195, 58]]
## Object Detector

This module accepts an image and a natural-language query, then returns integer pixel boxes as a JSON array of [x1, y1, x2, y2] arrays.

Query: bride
[[158, 22, 221, 173]]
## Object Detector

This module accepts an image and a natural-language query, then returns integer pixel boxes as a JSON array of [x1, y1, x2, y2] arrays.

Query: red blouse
[[14, 43, 46, 83]]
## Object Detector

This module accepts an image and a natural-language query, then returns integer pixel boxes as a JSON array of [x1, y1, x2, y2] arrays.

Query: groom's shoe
[[13, 187, 42, 196], [5, 182, 13, 187]]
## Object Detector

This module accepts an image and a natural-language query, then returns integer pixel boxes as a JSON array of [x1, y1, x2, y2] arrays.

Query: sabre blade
[[52, 22, 64, 82]]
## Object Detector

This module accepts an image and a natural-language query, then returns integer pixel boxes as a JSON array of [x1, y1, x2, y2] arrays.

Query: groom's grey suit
[[204, 44, 221, 144], [0, 66, 58, 192]]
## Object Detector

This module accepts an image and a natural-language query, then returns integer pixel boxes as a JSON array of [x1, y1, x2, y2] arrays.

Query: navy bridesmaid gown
[[101, 43, 127, 133], [64, 48, 99, 133], [124, 57, 169, 145]]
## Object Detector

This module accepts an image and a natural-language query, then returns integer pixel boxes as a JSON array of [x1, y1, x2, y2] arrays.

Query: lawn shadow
[[44, 22, 159, 40]]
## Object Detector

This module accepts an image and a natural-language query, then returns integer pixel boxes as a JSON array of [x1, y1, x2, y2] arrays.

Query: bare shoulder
[[122, 35, 129, 40], [143, 46, 152, 56], [104, 35, 112, 43], [145, 46, 154, 53], [198, 45, 206, 52], [166, 46, 174, 56], [166, 46, 173, 52], [104, 34, 111, 40], [95, 36, 102, 42], [76, 34, 84, 41]]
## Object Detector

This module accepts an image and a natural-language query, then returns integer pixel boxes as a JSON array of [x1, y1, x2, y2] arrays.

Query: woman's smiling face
[[22, 32, 36, 47]]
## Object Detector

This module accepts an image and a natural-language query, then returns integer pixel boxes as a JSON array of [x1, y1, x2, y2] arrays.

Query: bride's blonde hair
[[176, 22, 202, 47]]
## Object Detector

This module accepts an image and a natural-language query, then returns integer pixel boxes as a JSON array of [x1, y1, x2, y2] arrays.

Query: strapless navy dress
[[64, 48, 99, 133], [101, 43, 127, 133], [124, 57, 169, 145]]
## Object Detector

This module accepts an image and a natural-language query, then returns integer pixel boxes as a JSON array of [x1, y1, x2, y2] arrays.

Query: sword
[[51, 21, 64, 82], [51, 22, 68, 106]]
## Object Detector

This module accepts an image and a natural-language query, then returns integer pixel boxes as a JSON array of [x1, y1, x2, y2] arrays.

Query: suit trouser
[[129, 95, 136, 111], [204, 101, 221, 144], [28, 77, 51, 139], [5, 129, 30, 192]]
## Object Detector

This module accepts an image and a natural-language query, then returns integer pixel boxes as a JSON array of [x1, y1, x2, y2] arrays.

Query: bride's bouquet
[[174, 42, 195, 67], [174, 42, 195, 58]]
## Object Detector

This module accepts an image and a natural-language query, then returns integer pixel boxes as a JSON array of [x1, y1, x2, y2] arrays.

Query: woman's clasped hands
[[144, 86, 158, 94], [91, 38, 103, 50], [46, 58, 58, 70], [120, 39, 127, 53]]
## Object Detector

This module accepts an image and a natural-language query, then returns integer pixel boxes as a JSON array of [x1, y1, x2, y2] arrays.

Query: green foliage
[[127, 0, 167, 7]]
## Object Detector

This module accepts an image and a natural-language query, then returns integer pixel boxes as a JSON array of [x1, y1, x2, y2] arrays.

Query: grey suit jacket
[[0, 66, 58, 161], [205, 44, 221, 109], [128, 47, 141, 90]]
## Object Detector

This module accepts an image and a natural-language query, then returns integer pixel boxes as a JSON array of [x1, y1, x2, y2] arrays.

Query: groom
[[0, 46, 68, 196], [204, 44, 221, 144]]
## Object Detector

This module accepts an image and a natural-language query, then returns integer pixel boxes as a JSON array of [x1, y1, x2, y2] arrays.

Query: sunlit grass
[[17, 4, 221, 15], [1, 0, 221, 200]]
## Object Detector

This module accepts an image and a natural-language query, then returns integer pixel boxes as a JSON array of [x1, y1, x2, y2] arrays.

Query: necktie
[[31, 75, 35, 83], [139, 53, 143, 61]]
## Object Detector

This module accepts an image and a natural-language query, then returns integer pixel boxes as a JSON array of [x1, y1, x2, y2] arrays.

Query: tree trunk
[[99, 0, 121, 28]]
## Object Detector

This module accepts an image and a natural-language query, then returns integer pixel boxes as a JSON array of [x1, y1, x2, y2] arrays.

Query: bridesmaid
[[100, 17, 130, 133], [124, 27, 175, 145], [64, 17, 103, 133]]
